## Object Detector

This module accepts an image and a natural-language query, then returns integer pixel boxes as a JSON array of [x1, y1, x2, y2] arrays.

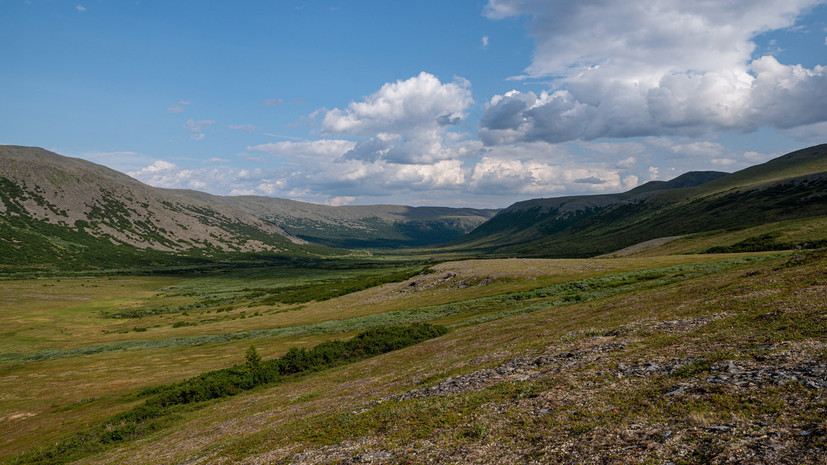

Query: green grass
[[11, 324, 447, 465], [1, 255, 767, 365], [1, 248, 823, 463]]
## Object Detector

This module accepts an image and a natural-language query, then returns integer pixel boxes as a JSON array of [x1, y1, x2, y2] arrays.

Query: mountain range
[[0, 145, 494, 269], [447, 144, 827, 257], [1, 143, 825, 269]]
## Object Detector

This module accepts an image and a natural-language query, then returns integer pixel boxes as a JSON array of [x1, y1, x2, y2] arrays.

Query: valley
[[0, 144, 825, 464]]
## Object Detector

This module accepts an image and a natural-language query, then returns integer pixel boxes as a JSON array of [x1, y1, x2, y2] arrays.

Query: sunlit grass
[[0, 250, 819, 462]]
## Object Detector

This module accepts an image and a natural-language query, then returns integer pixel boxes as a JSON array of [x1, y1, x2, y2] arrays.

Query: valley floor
[[1, 250, 825, 464]]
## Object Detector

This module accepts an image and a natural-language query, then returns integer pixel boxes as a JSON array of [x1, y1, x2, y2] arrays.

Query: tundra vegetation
[[0, 145, 825, 463], [1, 225, 825, 463]]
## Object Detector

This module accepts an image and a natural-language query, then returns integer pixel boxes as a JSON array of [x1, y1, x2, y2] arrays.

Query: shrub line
[[13, 323, 448, 465]]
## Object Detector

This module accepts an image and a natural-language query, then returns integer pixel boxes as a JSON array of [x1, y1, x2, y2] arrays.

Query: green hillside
[[1, 145, 825, 464], [0, 146, 494, 271], [445, 144, 827, 257]]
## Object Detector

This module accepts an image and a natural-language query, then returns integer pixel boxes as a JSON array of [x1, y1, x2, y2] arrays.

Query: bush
[[16, 323, 448, 465]]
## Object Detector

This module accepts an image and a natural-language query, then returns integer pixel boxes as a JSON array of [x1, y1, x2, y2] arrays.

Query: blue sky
[[2, 0, 826, 207]]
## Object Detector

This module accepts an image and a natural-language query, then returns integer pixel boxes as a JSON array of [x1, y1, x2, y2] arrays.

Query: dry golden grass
[[63, 251, 824, 464], [2, 251, 822, 463]]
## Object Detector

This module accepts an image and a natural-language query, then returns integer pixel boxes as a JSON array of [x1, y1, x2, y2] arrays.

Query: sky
[[1, 0, 826, 208]]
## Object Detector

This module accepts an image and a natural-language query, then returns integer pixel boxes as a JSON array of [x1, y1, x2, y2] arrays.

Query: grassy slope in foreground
[[69, 249, 826, 465], [0, 254, 771, 460], [2, 249, 824, 464], [12, 324, 448, 465]]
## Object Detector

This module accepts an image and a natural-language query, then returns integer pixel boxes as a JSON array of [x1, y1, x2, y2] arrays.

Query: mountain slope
[[0, 146, 497, 269], [0, 146, 311, 269], [449, 144, 827, 257], [213, 195, 498, 249]]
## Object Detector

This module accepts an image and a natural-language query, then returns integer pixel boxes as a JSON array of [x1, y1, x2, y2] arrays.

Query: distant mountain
[[0, 146, 496, 269], [214, 196, 498, 249], [447, 144, 827, 257]]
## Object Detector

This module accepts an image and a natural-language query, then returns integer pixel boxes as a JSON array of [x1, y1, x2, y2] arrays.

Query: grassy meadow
[[1, 233, 825, 463]]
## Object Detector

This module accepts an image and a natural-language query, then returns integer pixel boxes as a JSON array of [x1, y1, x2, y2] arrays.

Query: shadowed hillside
[[0, 146, 496, 269], [446, 144, 827, 257]]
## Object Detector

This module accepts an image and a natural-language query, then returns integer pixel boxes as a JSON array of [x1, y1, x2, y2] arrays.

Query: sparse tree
[[245, 344, 262, 371]]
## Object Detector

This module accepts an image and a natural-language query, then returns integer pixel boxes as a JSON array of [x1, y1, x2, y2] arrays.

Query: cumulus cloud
[[321, 72, 472, 136], [128, 133, 785, 207], [145, 160, 176, 172], [300, 72, 478, 167], [247, 139, 357, 160], [129, 160, 279, 194], [480, 0, 827, 144]]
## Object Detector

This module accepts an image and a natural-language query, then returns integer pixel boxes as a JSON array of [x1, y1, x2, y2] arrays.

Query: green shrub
[[705, 233, 827, 253], [15, 323, 448, 465]]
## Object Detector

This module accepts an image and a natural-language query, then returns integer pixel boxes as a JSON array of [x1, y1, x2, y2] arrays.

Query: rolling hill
[[0, 146, 496, 270], [1, 145, 825, 464], [446, 144, 827, 257]]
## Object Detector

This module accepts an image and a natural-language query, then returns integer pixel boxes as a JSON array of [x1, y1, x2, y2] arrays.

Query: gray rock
[[707, 425, 734, 432]]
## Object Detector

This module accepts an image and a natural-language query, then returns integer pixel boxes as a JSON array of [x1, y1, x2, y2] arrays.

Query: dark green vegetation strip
[[1, 255, 771, 364], [704, 232, 827, 253], [10, 323, 447, 465], [104, 264, 428, 319], [242, 266, 428, 305]]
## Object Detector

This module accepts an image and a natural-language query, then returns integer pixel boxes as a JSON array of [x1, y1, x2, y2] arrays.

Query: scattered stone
[[616, 358, 698, 379], [386, 342, 627, 401], [705, 362, 827, 390], [664, 383, 690, 396], [708, 425, 735, 432]]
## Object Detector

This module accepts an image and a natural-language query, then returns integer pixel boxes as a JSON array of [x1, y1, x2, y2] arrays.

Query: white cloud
[[480, 0, 827, 143], [482, 36, 489, 49], [75, 5, 86, 12], [710, 158, 738, 166], [261, 99, 284, 106], [126, 134, 792, 207], [321, 72, 472, 136], [315, 72, 477, 166], [467, 156, 631, 195], [144, 160, 177, 173], [247, 140, 357, 160]]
